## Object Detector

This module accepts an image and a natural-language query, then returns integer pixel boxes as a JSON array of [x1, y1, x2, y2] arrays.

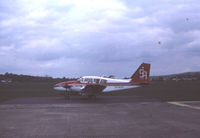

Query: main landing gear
[[65, 90, 70, 100]]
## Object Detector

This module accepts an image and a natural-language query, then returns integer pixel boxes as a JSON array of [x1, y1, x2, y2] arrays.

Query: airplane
[[54, 63, 150, 99]]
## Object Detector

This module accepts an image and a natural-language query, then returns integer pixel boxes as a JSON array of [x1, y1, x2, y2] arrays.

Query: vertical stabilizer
[[130, 63, 150, 84]]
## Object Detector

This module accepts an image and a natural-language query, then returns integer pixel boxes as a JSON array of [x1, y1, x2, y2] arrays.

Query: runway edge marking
[[168, 101, 200, 110]]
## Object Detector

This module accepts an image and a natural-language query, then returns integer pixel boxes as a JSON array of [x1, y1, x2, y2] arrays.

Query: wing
[[82, 84, 140, 93], [83, 84, 106, 94], [102, 85, 140, 93]]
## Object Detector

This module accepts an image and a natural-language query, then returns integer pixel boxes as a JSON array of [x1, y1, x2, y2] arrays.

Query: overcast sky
[[0, 0, 200, 78]]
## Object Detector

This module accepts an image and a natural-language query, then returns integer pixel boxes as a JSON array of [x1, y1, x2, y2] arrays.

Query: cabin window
[[94, 79, 100, 84], [100, 79, 107, 84], [88, 78, 93, 83]]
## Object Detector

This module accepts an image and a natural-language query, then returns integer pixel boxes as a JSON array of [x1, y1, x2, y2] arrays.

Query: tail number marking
[[139, 67, 147, 80]]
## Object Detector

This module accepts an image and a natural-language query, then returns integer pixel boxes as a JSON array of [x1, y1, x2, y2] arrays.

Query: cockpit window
[[78, 78, 83, 83], [83, 78, 93, 83]]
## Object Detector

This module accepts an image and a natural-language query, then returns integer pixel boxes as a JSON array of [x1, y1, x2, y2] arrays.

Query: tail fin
[[130, 63, 150, 84]]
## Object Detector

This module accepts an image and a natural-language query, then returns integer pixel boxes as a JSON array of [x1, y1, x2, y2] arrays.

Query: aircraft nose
[[54, 86, 66, 91], [54, 82, 68, 91], [55, 83, 60, 87], [55, 82, 64, 87]]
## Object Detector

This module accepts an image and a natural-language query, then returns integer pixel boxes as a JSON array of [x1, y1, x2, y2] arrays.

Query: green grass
[[103, 81, 200, 101], [0, 81, 200, 103], [0, 82, 62, 103]]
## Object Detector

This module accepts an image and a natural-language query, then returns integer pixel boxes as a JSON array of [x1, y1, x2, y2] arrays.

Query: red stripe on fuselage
[[56, 81, 148, 87]]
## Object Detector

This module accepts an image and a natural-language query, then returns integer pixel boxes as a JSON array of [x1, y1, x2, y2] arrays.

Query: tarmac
[[0, 96, 200, 138]]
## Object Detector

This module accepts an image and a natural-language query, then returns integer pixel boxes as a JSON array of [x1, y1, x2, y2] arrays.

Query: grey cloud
[[0, 0, 200, 77]]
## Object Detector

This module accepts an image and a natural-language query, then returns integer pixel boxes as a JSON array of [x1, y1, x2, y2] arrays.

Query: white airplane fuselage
[[54, 63, 150, 97], [54, 76, 138, 92]]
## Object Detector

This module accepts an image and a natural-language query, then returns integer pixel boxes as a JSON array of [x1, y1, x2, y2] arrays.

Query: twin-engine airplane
[[54, 63, 150, 99]]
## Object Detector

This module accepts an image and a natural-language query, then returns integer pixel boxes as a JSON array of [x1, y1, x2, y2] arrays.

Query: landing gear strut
[[65, 90, 70, 100]]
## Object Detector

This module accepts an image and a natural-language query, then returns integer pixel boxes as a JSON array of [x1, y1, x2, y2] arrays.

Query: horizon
[[1, 70, 200, 79]]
